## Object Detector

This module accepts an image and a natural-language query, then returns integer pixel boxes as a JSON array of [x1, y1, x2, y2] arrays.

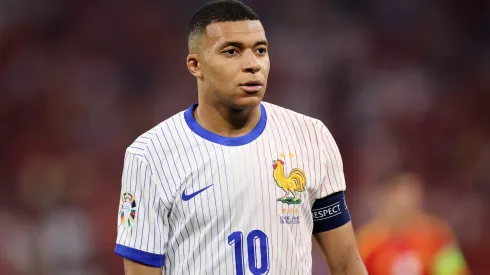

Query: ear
[[279, 160, 284, 165], [187, 53, 203, 79]]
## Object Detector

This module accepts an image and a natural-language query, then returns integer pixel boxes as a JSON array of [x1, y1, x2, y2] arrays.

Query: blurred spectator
[[356, 171, 470, 275]]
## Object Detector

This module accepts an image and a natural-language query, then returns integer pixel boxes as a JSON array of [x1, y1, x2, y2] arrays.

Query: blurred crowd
[[0, 0, 488, 274]]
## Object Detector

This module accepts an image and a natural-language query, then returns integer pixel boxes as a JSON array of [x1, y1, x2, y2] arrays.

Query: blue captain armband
[[312, 191, 351, 233]]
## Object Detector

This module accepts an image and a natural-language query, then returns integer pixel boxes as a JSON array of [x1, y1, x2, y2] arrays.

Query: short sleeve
[[316, 123, 346, 199], [311, 123, 350, 233], [115, 151, 169, 267]]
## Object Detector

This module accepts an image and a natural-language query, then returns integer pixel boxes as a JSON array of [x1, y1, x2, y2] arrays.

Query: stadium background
[[0, 0, 488, 274]]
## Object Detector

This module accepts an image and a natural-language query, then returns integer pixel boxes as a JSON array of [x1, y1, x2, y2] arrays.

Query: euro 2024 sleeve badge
[[120, 193, 136, 226]]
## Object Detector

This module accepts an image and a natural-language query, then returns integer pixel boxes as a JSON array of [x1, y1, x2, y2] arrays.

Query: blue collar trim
[[184, 104, 267, 146]]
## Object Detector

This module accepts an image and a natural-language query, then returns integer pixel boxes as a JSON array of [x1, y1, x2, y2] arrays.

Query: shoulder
[[417, 213, 456, 238], [262, 101, 327, 133], [262, 101, 334, 143], [356, 219, 388, 241], [125, 110, 187, 163], [355, 219, 391, 256]]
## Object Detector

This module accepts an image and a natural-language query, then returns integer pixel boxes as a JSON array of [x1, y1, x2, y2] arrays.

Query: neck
[[380, 208, 423, 231], [194, 98, 262, 138]]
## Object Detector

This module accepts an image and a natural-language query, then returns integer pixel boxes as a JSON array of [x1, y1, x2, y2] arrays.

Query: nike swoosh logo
[[181, 184, 214, 201]]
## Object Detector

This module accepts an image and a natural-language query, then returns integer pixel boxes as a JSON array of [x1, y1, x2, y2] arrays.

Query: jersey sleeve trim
[[115, 244, 165, 267], [312, 191, 351, 233]]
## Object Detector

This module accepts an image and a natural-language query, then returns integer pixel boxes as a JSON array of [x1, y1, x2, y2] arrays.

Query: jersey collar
[[184, 103, 267, 146]]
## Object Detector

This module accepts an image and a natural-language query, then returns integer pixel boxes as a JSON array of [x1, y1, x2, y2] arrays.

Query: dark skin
[[187, 20, 270, 138], [314, 222, 368, 275], [122, 20, 367, 275]]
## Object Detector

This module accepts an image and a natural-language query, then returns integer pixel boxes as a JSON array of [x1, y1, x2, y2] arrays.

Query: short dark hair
[[187, 0, 260, 42]]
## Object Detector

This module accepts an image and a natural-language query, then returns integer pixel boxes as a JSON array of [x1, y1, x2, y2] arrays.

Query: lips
[[242, 80, 263, 86], [240, 81, 264, 92]]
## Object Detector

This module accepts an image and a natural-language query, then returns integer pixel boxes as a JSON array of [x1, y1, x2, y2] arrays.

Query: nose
[[243, 63, 260, 74], [242, 52, 260, 74]]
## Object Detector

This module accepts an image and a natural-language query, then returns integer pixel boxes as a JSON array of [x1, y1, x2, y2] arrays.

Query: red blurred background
[[0, 0, 488, 274]]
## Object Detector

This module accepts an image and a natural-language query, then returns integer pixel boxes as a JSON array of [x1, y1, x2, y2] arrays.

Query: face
[[188, 20, 270, 110], [382, 174, 424, 214]]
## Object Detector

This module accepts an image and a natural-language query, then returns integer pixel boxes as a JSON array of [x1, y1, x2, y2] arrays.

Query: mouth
[[240, 81, 264, 93]]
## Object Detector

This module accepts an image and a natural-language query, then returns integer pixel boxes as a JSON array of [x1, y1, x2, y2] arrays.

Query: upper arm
[[124, 258, 163, 275], [311, 122, 366, 273], [115, 150, 172, 269], [315, 121, 346, 198], [310, 122, 350, 234]]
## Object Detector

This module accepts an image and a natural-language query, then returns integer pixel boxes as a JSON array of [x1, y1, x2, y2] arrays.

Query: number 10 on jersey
[[228, 229, 270, 275]]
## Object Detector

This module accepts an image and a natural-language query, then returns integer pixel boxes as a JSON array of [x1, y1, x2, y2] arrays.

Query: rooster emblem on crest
[[272, 159, 307, 204]]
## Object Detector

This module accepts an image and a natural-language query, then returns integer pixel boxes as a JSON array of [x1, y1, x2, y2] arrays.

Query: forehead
[[204, 20, 266, 45]]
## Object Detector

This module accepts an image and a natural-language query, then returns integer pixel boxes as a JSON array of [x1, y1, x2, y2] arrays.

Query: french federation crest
[[120, 193, 136, 226], [272, 154, 307, 205]]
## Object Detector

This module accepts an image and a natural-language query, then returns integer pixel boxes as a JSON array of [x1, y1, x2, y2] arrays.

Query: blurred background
[[0, 0, 488, 274]]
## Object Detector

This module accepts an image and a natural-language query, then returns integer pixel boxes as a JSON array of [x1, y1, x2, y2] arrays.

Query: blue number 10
[[228, 230, 269, 275]]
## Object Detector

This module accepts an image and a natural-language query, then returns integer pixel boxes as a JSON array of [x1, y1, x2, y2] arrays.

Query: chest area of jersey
[[173, 145, 321, 223]]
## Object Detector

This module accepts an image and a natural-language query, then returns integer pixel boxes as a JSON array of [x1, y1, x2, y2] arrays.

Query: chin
[[230, 95, 263, 110]]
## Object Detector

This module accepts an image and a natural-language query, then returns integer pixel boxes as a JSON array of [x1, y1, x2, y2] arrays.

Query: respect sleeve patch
[[312, 191, 351, 233]]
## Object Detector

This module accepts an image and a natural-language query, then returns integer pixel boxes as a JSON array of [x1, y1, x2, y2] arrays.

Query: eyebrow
[[220, 40, 268, 49]]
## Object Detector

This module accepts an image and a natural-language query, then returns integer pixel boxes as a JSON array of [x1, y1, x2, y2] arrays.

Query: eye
[[223, 49, 238, 56], [256, 47, 267, 55]]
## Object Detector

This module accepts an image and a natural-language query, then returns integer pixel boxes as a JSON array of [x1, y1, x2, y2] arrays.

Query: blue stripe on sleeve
[[115, 244, 165, 267]]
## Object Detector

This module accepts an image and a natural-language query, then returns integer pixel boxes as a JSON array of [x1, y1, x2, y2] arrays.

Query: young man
[[115, 1, 367, 274]]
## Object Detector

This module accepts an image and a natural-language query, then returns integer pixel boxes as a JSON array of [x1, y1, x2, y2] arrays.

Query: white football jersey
[[115, 101, 346, 275]]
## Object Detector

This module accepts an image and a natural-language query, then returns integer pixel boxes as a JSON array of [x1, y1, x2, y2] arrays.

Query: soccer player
[[356, 171, 470, 275], [115, 1, 367, 274]]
